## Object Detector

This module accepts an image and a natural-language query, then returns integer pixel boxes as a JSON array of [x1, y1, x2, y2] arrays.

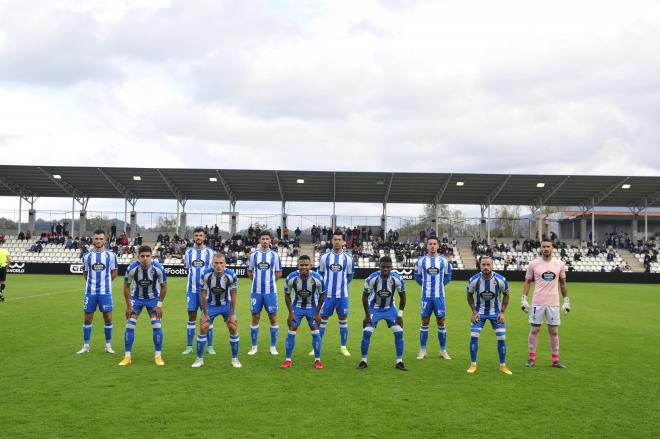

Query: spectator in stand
[[110, 223, 117, 240], [283, 226, 289, 241], [25, 230, 32, 240], [18, 231, 25, 241], [276, 226, 282, 240], [65, 237, 74, 249], [294, 227, 301, 239], [0, 233, 4, 244], [29, 242, 43, 253]]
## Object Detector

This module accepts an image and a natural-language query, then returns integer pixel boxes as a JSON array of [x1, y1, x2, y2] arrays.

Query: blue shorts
[[290, 307, 318, 329], [420, 297, 446, 318], [470, 315, 505, 331], [251, 292, 278, 315], [186, 291, 201, 312], [208, 304, 234, 323], [131, 297, 158, 316], [321, 297, 349, 318], [83, 294, 113, 313], [368, 307, 398, 328]]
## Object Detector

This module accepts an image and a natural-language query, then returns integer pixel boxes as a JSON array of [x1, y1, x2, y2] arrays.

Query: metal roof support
[[482, 175, 512, 206], [384, 173, 394, 204], [156, 169, 187, 207], [97, 168, 138, 208], [215, 170, 236, 206], [582, 177, 631, 209], [433, 173, 452, 205], [0, 176, 38, 206], [37, 167, 89, 208], [274, 171, 285, 202], [533, 175, 571, 208]]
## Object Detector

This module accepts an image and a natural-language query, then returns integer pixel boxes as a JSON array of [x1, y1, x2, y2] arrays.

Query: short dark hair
[[380, 256, 392, 264], [332, 231, 344, 239], [541, 238, 553, 244], [478, 255, 493, 264], [260, 230, 272, 238], [213, 253, 226, 260], [426, 236, 439, 243], [298, 254, 311, 262], [193, 227, 205, 235], [93, 229, 106, 236], [138, 245, 152, 254]]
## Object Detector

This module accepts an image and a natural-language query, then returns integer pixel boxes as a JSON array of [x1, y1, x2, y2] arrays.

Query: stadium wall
[[6, 262, 660, 284]]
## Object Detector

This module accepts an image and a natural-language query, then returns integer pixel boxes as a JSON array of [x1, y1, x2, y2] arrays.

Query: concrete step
[[618, 249, 645, 273], [458, 245, 477, 271]]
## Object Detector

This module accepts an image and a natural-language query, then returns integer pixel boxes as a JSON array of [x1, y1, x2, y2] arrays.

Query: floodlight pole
[[18, 196, 22, 235], [71, 197, 75, 238], [124, 199, 128, 234], [486, 205, 491, 243], [591, 198, 595, 244], [645, 199, 648, 241], [538, 207, 543, 241]]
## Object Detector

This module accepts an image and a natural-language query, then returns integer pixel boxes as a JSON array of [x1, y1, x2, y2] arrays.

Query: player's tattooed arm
[[228, 291, 238, 330], [111, 269, 118, 281], [498, 292, 509, 324], [284, 291, 294, 327], [467, 292, 479, 323], [314, 293, 325, 326], [155, 283, 167, 319], [397, 291, 406, 327]]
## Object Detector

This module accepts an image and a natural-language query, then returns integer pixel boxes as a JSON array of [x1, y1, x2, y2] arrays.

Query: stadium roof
[[0, 165, 659, 209]]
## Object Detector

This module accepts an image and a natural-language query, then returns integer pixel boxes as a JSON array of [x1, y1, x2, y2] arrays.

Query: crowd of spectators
[[630, 235, 659, 273]]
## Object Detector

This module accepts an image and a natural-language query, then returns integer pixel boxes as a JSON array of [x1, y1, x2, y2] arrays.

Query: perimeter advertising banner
[[5, 261, 660, 283]]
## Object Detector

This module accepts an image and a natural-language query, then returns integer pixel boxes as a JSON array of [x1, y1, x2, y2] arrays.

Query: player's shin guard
[[270, 325, 279, 348], [186, 320, 196, 347], [420, 325, 429, 349], [319, 319, 328, 339], [285, 330, 296, 360], [83, 323, 92, 345], [151, 319, 163, 353], [438, 325, 447, 351], [104, 323, 113, 344], [229, 335, 239, 359], [250, 325, 259, 347], [339, 319, 348, 347], [391, 325, 404, 362], [196, 335, 207, 359], [469, 330, 480, 363], [360, 326, 374, 360], [207, 323, 214, 347], [311, 329, 321, 359], [528, 328, 539, 359], [124, 319, 137, 354]]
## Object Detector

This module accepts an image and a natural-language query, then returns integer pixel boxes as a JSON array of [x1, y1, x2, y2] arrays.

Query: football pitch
[[0, 275, 658, 438]]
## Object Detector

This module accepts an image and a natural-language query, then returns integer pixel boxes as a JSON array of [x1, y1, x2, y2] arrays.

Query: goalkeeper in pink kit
[[521, 239, 571, 368]]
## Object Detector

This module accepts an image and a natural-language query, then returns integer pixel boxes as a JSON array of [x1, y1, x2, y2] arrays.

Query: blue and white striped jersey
[[318, 250, 355, 298], [284, 270, 325, 310], [363, 271, 405, 310], [247, 249, 282, 294], [466, 272, 509, 315], [184, 246, 214, 294], [124, 261, 167, 300], [82, 249, 118, 295], [415, 255, 451, 299], [202, 267, 238, 307]]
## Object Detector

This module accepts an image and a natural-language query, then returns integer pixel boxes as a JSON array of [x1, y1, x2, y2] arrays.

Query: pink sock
[[528, 331, 538, 357], [550, 333, 559, 357], [529, 352, 536, 360]]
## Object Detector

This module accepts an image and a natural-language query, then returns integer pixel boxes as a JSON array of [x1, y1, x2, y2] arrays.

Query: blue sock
[[207, 324, 214, 348], [270, 325, 279, 348], [312, 330, 321, 359], [394, 329, 404, 361], [339, 319, 348, 347], [186, 320, 196, 347], [151, 318, 163, 352], [361, 327, 373, 359], [104, 323, 113, 344], [319, 319, 327, 339], [83, 324, 92, 344], [496, 329, 507, 364], [250, 325, 259, 348], [230, 335, 239, 359], [285, 330, 296, 359], [420, 325, 429, 350], [196, 335, 207, 359], [469, 336, 479, 363], [438, 325, 447, 351], [124, 319, 136, 353]]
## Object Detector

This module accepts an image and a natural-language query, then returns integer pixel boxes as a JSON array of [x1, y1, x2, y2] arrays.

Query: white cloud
[[1, 0, 659, 222]]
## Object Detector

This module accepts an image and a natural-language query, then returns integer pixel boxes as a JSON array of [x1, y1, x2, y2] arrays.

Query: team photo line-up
[[75, 227, 571, 372]]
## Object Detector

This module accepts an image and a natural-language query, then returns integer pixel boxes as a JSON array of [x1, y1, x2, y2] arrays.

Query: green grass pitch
[[0, 274, 659, 438]]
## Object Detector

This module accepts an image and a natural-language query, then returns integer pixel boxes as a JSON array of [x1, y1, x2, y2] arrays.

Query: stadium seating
[[484, 248, 630, 272], [632, 252, 660, 273]]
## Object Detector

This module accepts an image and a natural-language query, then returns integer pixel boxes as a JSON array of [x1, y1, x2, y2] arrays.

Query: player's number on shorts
[[84, 296, 89, 307], [251, 298, 257, 306]]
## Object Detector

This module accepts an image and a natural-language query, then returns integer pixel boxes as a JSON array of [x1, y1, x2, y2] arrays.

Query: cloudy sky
[[1, 0, 660, 224]]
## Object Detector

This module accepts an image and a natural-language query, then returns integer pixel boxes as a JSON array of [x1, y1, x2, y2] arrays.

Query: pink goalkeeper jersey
[[525, 257, 566, 306]]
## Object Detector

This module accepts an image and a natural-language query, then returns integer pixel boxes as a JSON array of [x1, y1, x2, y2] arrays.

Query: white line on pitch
[[9, 289, 80, 301]]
